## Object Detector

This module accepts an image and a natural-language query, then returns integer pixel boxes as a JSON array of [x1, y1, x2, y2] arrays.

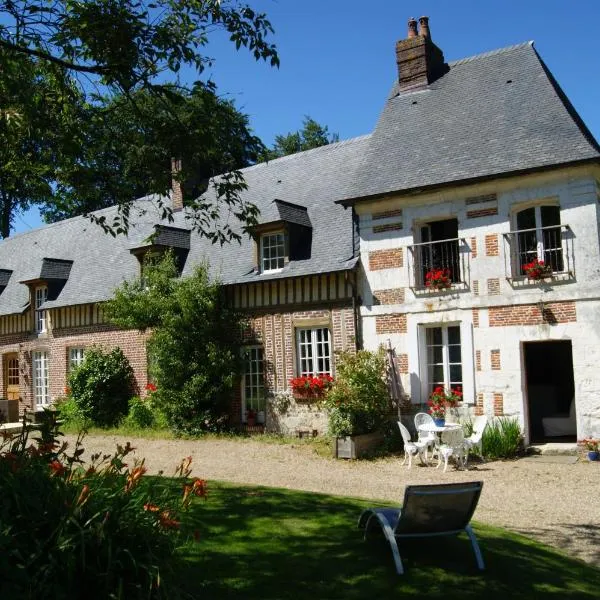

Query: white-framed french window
[[512, 203, 564, 275], [424, 325, 462, 395], [33, 350, 50, 406], [295, 327, 332, 376], [69, 347, 85, 371], [242, 345, 265, 423], [35, 286, 48, 333], [260, 232, 285, 272], [409, 317, 475, 405]]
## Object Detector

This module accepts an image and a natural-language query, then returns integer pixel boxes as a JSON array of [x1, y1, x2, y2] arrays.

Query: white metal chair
[[397, 422, 428, 468], [437, 428, 467, 472], [414, 412, 436, 463], [464, 415, 488, 463]]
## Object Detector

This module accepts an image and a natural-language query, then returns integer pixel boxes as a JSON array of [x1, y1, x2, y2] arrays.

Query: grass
[[171, 482, 600, 599]]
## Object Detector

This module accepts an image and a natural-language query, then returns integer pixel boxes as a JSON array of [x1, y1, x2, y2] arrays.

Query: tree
[[261, 116, 339, 161], [0, 1, 279, 240], [42, 85, 264, 242], [105, 252, 244, 434]]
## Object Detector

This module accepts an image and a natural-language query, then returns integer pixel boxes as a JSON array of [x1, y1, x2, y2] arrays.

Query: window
[[261, 232, 285, 272], [515, 205, 563, 274], [242, 346, 265, 423], [69, 348, 85, 371], [425, 325, 462, 394], [33, 351, 49, 406], [7, 357, 19, 386], [296, 327, 332, 376], [35, 286, 48, 333], [414, 218, 461, 287]]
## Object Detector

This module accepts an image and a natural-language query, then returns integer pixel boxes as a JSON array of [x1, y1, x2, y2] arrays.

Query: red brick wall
[[475, 392, 484, 416], [493, 392, 504, 416], [398, 353, 409, 374], [489, 301, 577, 327], [491, 349, 501, 370], [0, 325, 150, 415], [375, 314, 407, 334], [373, 288, 405, 305], [470, 237, 478, 258], [485, 234, 499, 257], [487, 278, 501, 295], [475, 350, 481, 372], [472, 308, 480, 328], [368, 248, 403, 271]]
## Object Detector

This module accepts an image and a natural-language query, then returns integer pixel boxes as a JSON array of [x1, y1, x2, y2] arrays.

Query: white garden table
[[417, 422, 462, 467]]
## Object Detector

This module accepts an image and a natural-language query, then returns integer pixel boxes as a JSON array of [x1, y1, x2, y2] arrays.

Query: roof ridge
[[449, 41, 534, 67], [241, 133, 372, 173]]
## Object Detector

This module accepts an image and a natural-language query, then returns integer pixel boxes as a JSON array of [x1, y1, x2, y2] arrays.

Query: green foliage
[[261, 116, 339, 160], [68, 346, 135, 427], [122, 396, 156, 429], [1, 1, 278, 238], [55, 396, 87, 428], [105, 253, 244, 435], [324, 349, 391, 437], [0, 418, 207, 599], [482, 417, 524, 459]]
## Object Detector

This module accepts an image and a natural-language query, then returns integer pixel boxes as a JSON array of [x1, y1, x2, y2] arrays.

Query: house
[[1, 17, 599, 443]]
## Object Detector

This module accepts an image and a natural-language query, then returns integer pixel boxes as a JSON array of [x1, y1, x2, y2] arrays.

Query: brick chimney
[[395, 16, 447, 93], [171, 157, 183, 211]]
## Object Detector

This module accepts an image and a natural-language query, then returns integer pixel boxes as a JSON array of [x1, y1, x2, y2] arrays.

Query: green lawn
[[173, 482, 600, 599]]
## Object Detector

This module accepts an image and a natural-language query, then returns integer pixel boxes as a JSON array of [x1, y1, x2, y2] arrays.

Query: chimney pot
[[418, 16, 431, 39], [407, 17, 418, 38], [171, 157, 184, 212]]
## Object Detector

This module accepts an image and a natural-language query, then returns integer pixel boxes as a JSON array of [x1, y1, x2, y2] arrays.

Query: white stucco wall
[[357, 165, 600, 442]]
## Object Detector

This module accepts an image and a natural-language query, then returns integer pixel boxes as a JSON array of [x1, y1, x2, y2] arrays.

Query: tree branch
[[0, 38, 109, 75]]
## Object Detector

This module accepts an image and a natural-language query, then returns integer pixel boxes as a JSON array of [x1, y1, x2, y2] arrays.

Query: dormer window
[[261, 232, 286, 272], [35, 286, 48, 333]]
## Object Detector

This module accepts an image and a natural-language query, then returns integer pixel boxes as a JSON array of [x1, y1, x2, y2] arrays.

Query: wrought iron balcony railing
[[407, 237, 469, 290], [502, 224, 574, 281]]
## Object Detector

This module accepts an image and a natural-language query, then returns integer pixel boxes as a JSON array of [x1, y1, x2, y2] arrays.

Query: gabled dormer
[[248, 199, 312, 274], [129, 225, 191, 275], [20, 258, 73, 333]]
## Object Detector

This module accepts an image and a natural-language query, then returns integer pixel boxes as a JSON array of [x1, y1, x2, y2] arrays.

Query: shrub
[[106, 253, 243, 435], [482, 417, 523, 459], [54, 395, 86, 427], [0, 417, 207, 599], [323, 349, 391, 437], [122, 396, 156, 429], [69, 346, 135, 427]]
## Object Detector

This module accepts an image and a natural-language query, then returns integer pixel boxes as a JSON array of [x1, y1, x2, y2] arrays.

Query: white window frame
[[424, 325, 463, 395], [242, 345, 265, 423], [35, 286, 48, 333], [260, 232, 285, 273], [33, 350, 49, 406], [295, 327, 332, 377], [69, 347, 85, 371]]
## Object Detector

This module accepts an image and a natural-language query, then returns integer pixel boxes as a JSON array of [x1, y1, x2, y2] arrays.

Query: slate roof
[[0, 135, 369, 315], [340, 42, 600, 204]]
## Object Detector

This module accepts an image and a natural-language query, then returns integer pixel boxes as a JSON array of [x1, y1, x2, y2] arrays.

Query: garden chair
[[414, 412, 436, 463], [358, 481, 485, 575], [464, 415, 488, 463], [397, 422, 428, 468], [436, 428, 467, 472]]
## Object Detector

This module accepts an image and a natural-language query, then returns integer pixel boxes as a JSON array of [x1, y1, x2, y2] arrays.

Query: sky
[[12, 0, 600, 234]]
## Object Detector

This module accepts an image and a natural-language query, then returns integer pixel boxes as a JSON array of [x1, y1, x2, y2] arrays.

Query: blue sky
[[13, 0, 600, 233]]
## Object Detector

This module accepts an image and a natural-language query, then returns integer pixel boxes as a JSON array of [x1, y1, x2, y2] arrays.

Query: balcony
[[503, 224, 574, 284], [407, 237, 470, 292]]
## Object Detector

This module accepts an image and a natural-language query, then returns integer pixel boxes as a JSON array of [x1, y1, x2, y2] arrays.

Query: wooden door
[[4, 353, 20, 400]]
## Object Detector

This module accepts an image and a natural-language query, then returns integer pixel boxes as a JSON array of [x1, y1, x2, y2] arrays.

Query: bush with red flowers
[[522, 258, 553, 280], [289, 374, 334, 400], [424, 267, 452, 290]]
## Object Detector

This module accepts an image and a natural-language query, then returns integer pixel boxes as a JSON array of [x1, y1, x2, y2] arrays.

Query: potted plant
[[323, 349, 390, 459], [522, 258, 553, 280], [580, 438, 599, 461], [427, 386, 463, 427], [289, 374, 334, 401], [424, 267, 452, 290]]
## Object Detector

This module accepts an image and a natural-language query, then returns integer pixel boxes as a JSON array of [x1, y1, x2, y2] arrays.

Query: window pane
[[450, 365, 463, 383], [448, 344, 462, 363], [541, 205, 560, 227], [516, 207, 535, 230], [447, 326, 461, 345], [428, 345, 443, 364], [427, 327, 442, 345]]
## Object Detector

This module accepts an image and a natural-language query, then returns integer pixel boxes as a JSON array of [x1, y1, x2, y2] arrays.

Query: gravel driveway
[[66, 434, 599, 565]]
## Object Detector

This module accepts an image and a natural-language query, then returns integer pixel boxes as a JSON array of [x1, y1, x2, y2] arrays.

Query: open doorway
[[524, 340, 575, 443]]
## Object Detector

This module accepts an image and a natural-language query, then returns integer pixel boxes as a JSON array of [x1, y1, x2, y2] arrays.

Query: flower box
[[522, 259, 553, 280], [333, 431, 385, 460], [424, 268, 452, 290], [290, 374, 334, 401]]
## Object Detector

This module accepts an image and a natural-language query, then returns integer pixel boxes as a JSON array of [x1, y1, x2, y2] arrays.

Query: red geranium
[[425, 268, 452, 290], [522, 258, 552, 280], [289, 374, 334, 399]]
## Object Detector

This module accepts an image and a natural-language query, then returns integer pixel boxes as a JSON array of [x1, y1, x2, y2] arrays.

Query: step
[[527, 442, 579, 456]]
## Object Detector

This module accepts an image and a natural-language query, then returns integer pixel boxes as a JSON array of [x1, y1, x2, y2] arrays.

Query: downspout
[[346, 270, 361, 351]]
